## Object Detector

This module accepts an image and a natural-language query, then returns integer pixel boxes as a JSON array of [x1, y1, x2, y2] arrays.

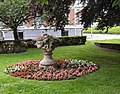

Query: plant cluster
[[24, 39, 36, 48], [24, 36, 86, 48], [4, 59, 99, 81], [0, 40, 27, 54], [30, 0, 75, 30], [59, 36, 86, 46], [0, 0, 31, 40], [79, 0, 120, 33]]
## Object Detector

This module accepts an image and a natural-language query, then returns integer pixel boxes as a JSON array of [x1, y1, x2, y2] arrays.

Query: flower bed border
[[4, 59, 99, 81]]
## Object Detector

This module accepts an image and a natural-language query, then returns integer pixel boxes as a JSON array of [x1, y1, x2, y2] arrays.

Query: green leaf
[[36, 0, 41, 5], [118, 0, 120, 7], [0, 0, 4, 2], [112, 0, 118, 7], [36, 0, 48, 5]]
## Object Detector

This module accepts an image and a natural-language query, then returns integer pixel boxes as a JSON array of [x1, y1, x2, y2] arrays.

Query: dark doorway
[[61, 30, 68, 36], [18, 32, 23, 39]]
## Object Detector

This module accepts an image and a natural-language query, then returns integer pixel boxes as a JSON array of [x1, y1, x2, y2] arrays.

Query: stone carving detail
[[35, 34, 60, 66]]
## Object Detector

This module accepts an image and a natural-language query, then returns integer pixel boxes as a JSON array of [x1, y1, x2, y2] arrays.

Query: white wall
[[1, 26, 83, 40]]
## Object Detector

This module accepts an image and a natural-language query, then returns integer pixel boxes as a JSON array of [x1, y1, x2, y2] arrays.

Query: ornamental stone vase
[[35, 35, 60, 66]]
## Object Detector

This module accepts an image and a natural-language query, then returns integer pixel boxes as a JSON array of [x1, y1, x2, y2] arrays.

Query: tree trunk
[[105, 27, 109, 33], [12, 27, 20, 40]]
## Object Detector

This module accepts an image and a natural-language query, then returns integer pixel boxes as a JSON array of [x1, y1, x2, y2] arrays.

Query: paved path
[[84, 34, 120, 40]]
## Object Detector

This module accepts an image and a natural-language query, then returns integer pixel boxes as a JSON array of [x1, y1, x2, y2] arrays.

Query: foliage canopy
[[79, 0, 120, 33], [0, 0, 31, 40], [31, 0, 75, 30]]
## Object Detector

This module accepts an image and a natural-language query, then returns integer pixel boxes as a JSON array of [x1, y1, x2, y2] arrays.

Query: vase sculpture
[[35, 34, 60, 66]]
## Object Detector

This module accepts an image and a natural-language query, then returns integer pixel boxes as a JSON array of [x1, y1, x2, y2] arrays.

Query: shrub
[[24, 39, 36, 48], [0, 36, 86, 53], [0, 40, 27, 54], [58, 36, 86, 46], [23, 36, 86, 48]]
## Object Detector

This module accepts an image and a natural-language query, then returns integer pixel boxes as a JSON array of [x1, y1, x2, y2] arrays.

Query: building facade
[[0, 0, 84, 40], [69, 0, 83, 25]]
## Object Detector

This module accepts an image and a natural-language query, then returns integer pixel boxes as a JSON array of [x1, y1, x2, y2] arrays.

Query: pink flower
[[11, 73, 18, 77], [5, 59, 99, 81], [36, 68, 40, 71], [77, 73, 82, 77], [41, 75, 45, 79], [39, 66, 44, 69], [27, 75, 31, 79]]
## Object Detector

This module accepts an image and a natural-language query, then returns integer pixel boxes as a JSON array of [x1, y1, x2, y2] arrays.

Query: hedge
[[0, 36, 86, 54], [0, 40, 27, 54], [58, 36, 86, 46], [25, 36, 86, 47], [24, 39, 36, 48]]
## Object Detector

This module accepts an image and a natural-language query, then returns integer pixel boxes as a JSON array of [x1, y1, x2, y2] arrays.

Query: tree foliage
[[0, 0, 31, 40], [31, 0, 76, 30], [112, 0, 120, 7], [79, 0, 120, 33], [0, 0, 4, 2]]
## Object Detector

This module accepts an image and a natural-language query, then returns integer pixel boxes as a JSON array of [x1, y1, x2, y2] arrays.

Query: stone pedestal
[[40, 52, 55, 66], [35, 35, 60, 66]]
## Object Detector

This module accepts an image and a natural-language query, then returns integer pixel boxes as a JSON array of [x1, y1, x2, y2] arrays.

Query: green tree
[[112, 0, 120, 7], [31, 0, 75, 30], [0, 0, 4, 2], [78, 0, 120, 33], [0, 0, 31, 40]]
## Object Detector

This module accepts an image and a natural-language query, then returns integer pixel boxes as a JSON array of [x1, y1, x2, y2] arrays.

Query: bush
[[58, 36, 86, 46], [0, 40, 27, 54], [24, 39, 36, 48], [23, 36, 86, 48]]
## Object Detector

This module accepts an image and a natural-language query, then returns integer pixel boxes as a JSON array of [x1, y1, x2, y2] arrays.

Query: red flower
[[27, 75, 32, 79], [5, 59, 99, 81], [11, 73, 18, 77], [39, 66, 44, 69]]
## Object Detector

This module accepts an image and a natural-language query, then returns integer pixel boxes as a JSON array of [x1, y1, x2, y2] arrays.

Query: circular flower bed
[[4, 59, 99, 81]]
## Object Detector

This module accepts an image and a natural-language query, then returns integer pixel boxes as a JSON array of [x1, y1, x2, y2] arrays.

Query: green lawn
[[0, 40, 120, 94], [95, 39, 120, 44], [84, 26, 120, 34]]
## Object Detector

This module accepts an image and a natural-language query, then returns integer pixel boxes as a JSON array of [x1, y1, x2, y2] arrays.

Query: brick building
[[69, 0, 83, 25]]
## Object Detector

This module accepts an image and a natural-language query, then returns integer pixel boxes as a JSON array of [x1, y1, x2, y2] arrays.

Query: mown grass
[[84, 26, 120, 34], [95, 39, 120, 44], [0, 40, 120, 94]]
